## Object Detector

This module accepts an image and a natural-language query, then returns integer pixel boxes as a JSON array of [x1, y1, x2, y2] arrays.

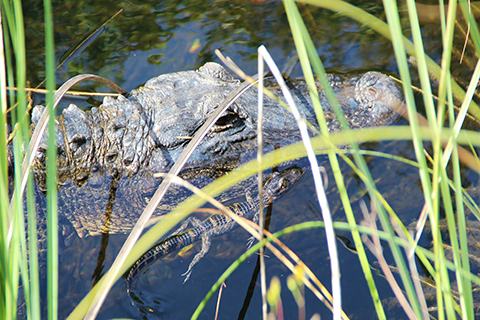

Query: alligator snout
[[352, 71, 404, 126]]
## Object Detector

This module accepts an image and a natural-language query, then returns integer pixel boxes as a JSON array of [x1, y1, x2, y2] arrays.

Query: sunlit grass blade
[[256, 48, 267, 319], [0, 11, 10, 320], [443, 59, 480, 164], [218, 43, 344, 319], [260, 42, 343, 319]]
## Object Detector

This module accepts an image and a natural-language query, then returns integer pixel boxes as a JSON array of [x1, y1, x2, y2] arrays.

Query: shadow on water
[[21, 0, 480, 319]]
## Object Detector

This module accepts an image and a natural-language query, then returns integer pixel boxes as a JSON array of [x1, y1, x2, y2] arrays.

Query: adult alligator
[[24, 62, 405, 240], [30, 62, 403, 179], [25, 62, 405, 240]]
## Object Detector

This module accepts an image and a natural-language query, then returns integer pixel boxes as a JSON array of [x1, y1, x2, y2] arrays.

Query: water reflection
[[24, 0, 401, 92]]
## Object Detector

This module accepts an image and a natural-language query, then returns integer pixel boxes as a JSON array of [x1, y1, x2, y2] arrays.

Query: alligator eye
[[210, 111, 237, 133], [216, 112, 236, 127], [210, 105, 244, 134]]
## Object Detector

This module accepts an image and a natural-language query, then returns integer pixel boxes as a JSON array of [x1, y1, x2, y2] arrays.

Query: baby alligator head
[[263, 167, 303, 201]]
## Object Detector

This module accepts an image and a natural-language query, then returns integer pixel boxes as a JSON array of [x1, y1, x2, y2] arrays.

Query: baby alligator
[[126, 167, 303, 294]]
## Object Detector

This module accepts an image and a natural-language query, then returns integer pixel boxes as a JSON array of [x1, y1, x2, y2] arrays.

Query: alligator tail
[[126, 228, 201, 297]]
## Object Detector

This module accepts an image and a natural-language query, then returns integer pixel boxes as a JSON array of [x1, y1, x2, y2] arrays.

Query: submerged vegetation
[[2, 0, 480, 319]]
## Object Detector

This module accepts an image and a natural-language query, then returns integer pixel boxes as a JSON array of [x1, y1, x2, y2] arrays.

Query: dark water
[[22, 0, 480, 319]]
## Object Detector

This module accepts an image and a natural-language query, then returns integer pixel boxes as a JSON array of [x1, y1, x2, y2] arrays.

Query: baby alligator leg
[[170, 217, 203, 236], [181, 232, 212, 282]]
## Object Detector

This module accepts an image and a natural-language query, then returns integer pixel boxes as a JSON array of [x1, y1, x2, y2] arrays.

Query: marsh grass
[[290, 0, 480, 319], [2, 0, 480, 319], [1, 0, 48, 319]]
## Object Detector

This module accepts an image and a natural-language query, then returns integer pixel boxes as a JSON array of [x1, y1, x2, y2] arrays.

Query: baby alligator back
[[126, 167, 302, 297]]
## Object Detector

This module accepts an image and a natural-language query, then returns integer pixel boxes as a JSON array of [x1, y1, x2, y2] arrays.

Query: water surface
[[22, 0, 480, 319]]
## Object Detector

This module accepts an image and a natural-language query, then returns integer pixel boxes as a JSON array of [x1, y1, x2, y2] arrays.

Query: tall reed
[[3, 0, 480, 319]]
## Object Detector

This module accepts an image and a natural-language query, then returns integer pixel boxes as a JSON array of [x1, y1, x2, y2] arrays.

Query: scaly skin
[[29, 62, 404, 184], [126, 167, 303, 295]]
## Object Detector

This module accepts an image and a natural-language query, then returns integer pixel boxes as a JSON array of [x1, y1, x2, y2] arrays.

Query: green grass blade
[[286, 1, 420, 318], [43, 0, 58, 319], [404, 1, 455, 318], [3, 0, 30, 318], [453, 147, 474, 319], [0, 15, 8, 315], [459, 1, 480, 54]]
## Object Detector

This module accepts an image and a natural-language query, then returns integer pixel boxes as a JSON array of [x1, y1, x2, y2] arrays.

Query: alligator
[[29, 62, 404, 183], [25, 62, 404, 240], [126, 167, 303, 296]]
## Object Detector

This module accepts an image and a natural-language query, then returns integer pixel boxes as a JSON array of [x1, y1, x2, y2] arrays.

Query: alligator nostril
[[366, 88, 378, 106]]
